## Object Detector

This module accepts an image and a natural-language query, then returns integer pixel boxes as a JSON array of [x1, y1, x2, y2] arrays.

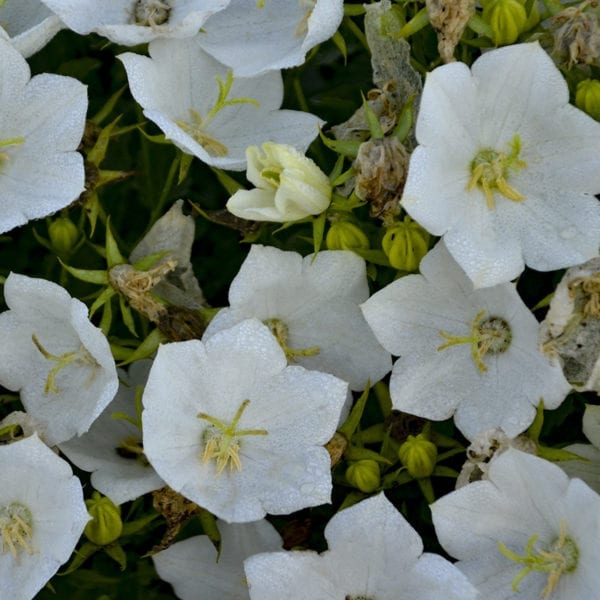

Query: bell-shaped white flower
[[118, 36, 322, 171], [39, 0, 229, 46], [59, 360, 164, 505], [0, 1, 63, 57], [0, 35, 86, 234], [402, 42, 600, 288], [432, 448, 600, 599], [244, 492, 478, 600], [204, 245, 392, 391], [0, 274, 118, 446], [153, 519, 282, 600], [198, 0, 344, 76], [361, 241, 571, 440], [226, 143, 331, 222], [142, 318, 348, 523], [0, 434, 89, 600]]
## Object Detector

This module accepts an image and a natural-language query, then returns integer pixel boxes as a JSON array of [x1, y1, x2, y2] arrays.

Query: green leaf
[[331, 30, 347, 63], [105, 218, 126, 268], [59, 542, 99, 575], [532, 292, 554, 311], [362, 94, 384, 140], [312, 212, 327, 258], [319, 129, 362, 158], [60, 261, 108, 285], [91, 86, 127, 125], [103, 543, 127, 571], [349, 248, 391, 267], [339, 384, 371, 439], [120, 512, 159, 537], [178, 152, 194, 184], [132, 251, 171, 271], [99, 293, 114, 335], [392, 96, 414, 142], [119, 295, 138, 337], [345, 445, 393, 464], [117, 328, 163, 366], [210, 166, 246, 195]]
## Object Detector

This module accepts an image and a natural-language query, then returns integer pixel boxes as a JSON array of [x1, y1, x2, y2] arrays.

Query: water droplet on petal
[[560, 227, 577, 240]]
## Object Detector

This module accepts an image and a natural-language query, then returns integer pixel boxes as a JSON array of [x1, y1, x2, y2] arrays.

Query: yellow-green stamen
[[176, 70, 259, 157], [0, 137, 25, 169], [437, 310, 512, 373], [468, 134, 526, 210], [0, 503, 34, 558], [115, 435, 150, 467], [264, 318, 320, 362], [197, 399, 268, 475], [32, 334, 99, 395], [498, 521, 579, 599]]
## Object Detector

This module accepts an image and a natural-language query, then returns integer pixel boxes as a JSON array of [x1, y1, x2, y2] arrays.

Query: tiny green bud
[[398, 434, 438, 479], [483, 0, 528, 46], [326, 221, 370, 251], [346, 459, 381, 493], [48, 217, 79, 257], [381, 216, 429, 271], [576, 79, 600, 121], [84, 492, 123, 546]]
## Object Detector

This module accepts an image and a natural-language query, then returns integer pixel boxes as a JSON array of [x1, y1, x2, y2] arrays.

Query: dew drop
[[560, 227, 577, 240]]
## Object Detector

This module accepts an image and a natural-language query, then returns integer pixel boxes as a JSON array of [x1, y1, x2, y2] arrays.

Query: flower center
[[264, 318, 320, 362], [175, 70, 259, 157], [437, 310, 512, 373], [197, 399, 268, 475], [115, 435, 150, 467], [32, 334, 100, 395], [568, 272, 600, 317], [498, 521, 579, 599], [133, 0, 171, 26], [0, 503, 34, 558], [467, 134, 526, 210], [0, 136, 25, 170]]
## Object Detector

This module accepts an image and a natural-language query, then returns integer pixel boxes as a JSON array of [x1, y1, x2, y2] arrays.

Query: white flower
[[118, 37, 322, 171], [0, 35, 86, 234], [0, 434, 89, 600], [401, 42, 600, 288], [432, 448, 600, 599], [59, 360, 164, 505], [227, 143, 331, 222], [0, 273, 118, 446], [39, 0, 229, 45], [198, 0, 344, 77], [203, 245, 392, 391], [361, 241, 571, 440], [153, 519, 282, 600], [0, 1, 63, 57], [244, 492, 478, 600], [142, 318, 347, 523]]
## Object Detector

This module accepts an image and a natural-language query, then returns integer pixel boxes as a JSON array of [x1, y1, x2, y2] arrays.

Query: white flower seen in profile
[[432, 449, 600, 599], [401, 42, 600, 288], [226, 142, 331, 222], [59, 360, 164, 505], [203, 245, 392, 391], [118, 36, 322, 171], [142, 318, 348, 523], [153, 519, 282, 600], [0, 434, 89, 600], [198, 0, 344, 76], [0, 35, 86, 234], [244, 492, 478, 600], [0, 274, 119, 446], [361, 241, 571, 440], [0, 0, 63, 58], [39, 0, 230, 46]]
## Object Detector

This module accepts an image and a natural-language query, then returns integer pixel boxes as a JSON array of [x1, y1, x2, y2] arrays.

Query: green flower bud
[[382, 216, 429, 271], [483, 0, 528, 46], [576, 79, 600, 121], [346, 459, 381, 493], [84, 492, 123, 546], [398, 434, 438, 479], [326, 221, 370, 251], [48, 217, 79, 257]]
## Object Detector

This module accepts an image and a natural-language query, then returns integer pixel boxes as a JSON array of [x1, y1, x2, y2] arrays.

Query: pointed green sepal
[[338, 383, 371, 439]]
